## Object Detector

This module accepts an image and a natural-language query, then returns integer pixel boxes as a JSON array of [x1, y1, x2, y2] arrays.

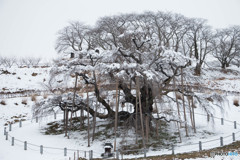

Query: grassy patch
[[0, 100, 6, 105]]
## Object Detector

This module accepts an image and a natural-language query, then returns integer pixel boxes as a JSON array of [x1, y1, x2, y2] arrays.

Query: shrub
[[31, 72, 38, 76], [0, 100, 6, 105], [233, 99, 239, 107]]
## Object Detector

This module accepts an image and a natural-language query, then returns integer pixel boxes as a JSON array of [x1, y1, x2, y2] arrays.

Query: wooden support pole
[[191, 97, 196, 133], [92, 102, 98, 142], [137, 77, 146, 149], [181, 68, 188, 137], [87, 83, 90, 147], [114, 78, 119, 151], [135, 78, 138, 144]]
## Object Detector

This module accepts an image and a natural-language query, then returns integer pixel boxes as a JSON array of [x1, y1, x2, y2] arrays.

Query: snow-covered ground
[[1, 65, 240, 160]]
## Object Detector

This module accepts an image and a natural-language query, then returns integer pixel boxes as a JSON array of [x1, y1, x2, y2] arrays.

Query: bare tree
[[213, 26, 240, 69], [188, 18, 214, 75], [1, 57, 16, 68]]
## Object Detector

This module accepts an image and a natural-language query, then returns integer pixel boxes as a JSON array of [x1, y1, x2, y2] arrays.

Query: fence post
[[221, 118, 224, 125], [91, 150, 93, 159], [4, 127, 6, 135], [9, 123, 12, 131], [19, 120, 22, 128], [12, 137, 14, 146], [144, 148, 147, 157], [232, 133, 235, 142], [24, 141, 27, 150], [64, 148, 67, 156], [220, 137, 223, 146], [54, 113, 57, 120], [207, 114, 210, 122], [199, 141, 202, 151], [36, 117, 38, 123], [84, 151, 86, 158], [40, 145, 43, 154], [172, 144, 174, 155], [6, 132, 8, 140], [234, 121, 237, 129]]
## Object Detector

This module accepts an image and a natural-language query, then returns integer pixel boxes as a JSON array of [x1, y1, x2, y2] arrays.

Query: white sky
[[0, 0, 240, 59]]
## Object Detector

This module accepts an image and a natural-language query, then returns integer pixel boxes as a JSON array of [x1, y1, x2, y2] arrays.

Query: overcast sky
[[0, 0, 240, 59]]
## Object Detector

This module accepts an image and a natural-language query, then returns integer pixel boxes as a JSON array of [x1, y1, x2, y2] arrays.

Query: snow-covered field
[[1, 65, 240, 160]]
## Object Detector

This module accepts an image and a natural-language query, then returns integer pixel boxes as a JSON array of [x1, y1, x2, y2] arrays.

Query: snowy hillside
[[0, 64, 240, 160]]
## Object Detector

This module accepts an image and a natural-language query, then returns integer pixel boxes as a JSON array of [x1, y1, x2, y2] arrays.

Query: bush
[[0, 100, 6, 105]]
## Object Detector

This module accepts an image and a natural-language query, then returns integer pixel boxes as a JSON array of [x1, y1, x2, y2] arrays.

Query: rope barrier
[[3, 110, 240, 159]]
